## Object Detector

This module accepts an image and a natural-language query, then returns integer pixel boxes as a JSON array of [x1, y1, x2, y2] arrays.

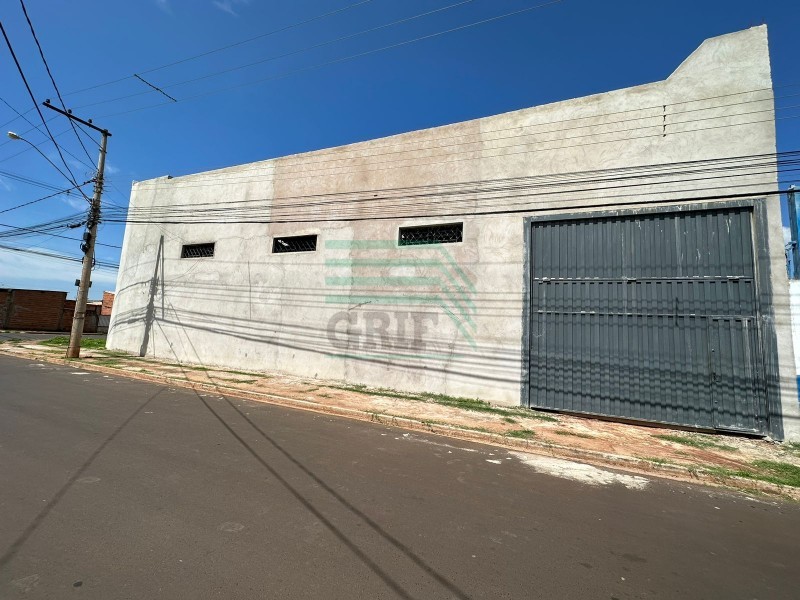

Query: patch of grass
[[510, 408, 560, 422], [640, 456, 673, 466], [330, 383, 371, 394], [706, 461, 800, 488], [752, 461, 800, 487], [91, 358, 122, 367], [328, 383, 559, 421], [552, 429, 595, 439], [505, 429, 535, 440], [502, 417, 517, 424], [163, 362, 220, 372], [227, 369, 267, 377], [3, 337, 23, 343], [451, 423, 492, 434], [39, 336, 106, 350], [218, 377, 257, 384], [654, 434, 738, 452], [784, 442, 800, 456]]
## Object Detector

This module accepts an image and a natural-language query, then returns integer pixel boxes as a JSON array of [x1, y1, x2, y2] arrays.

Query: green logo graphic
[[324, 240, 477, 360]]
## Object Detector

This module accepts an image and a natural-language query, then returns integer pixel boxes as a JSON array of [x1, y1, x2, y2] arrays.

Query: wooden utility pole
[[42, 100, 111, 358]]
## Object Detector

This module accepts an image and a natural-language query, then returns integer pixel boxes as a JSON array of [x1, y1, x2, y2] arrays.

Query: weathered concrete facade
[[109, 27, 800, 440]]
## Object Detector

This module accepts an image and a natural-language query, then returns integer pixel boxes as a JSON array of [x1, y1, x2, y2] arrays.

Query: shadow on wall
[[112, 250, 520, 387], [139, 235, 164, 357]]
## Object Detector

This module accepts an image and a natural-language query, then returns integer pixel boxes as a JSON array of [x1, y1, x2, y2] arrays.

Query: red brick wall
[[59, 300, 99, 333], [101, 291, 115, 316], [0, 289, 10, 328], [4, 290, 67, 331]]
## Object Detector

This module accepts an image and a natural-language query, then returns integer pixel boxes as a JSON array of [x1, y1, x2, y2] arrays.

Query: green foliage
[[654, 434, 738, 452], [552, 429, 595, 439], [328, 384, 557, 421], [706, 461, 800, 488], [505, 429, 535, 439], [39, 336, 106, 350]]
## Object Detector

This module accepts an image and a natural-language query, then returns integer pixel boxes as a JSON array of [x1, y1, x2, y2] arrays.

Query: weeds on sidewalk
[[505, 429, 535, 439], [654, 434, 738, 452], [328, 383, 558, 422], [552, 429, 595, 439], [706, 461, 800, 488], [39, 336, 106, 350]]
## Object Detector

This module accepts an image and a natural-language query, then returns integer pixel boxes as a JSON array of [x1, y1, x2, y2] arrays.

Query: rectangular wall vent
[[398, 223, 463, 246], [272, 234, 317, 253], [181, 243, 215, 258]]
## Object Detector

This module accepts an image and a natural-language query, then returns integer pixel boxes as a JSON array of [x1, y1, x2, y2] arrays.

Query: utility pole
[[42, 100, 111, 358]]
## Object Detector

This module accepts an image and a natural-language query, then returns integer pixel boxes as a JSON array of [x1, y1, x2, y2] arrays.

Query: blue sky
[[1, 0, 799, 295]]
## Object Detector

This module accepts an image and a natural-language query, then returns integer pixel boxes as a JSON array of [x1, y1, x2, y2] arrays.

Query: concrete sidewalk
[[2, 336, 799, 500]]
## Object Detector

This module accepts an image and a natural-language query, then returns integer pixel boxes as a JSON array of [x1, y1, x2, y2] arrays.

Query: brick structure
[[101, 291, 115, 316], [60, 299, 100, 333], [0, 288, 98, 333]]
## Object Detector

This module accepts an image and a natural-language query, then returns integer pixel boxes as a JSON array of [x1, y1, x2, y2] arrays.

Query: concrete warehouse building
[[108, 26, 800, 441]]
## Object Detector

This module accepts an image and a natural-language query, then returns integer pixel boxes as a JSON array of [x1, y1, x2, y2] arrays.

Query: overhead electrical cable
[[0, 168, 87, 193], [100, 153, 796, 225], [93, 0, 564, 118], [0, 21, 85, 195], [147, 89, 793, 181], [0, 221, 121, 248], [117, 153, 792, 217], [0, 243, 118, 270], [66, 0, 378, 97], [127, 106, 799, 190], [76, 0, 482, 110], [0, 181, 93, 214], [18, 0, 95, 165], [102, 185, 794, 227], [118, 151, 797, 216]]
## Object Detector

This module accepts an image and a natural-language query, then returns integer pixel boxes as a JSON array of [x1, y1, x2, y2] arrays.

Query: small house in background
[[96, 291, 115, 333], [1, 288, 99, 333]]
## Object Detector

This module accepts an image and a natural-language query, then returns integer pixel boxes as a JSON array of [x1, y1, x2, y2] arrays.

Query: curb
[[3, 347, 798, 502]]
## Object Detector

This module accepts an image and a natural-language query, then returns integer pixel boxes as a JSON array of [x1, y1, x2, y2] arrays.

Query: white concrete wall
[[108, 26, 800, 439]]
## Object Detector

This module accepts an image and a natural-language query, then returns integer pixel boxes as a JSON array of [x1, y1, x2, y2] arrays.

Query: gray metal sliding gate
[[528, 207, 764, 432]]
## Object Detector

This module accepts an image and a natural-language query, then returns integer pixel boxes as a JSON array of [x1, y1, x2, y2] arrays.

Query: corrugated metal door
[[529, 207, 762, 432]]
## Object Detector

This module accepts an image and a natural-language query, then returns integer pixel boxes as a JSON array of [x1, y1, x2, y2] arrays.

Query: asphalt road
[[1, 354, 798, 599]]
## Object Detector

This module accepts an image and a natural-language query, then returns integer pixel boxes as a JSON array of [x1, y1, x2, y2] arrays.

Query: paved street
[[1, 354, 798, 599]]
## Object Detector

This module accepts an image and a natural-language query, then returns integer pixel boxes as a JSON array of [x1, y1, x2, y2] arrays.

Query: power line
[[66, 0, 378, 98], [102, 186, 793, 228], [0, 181, 92, 215], [0, 242, 119, 270], [127, 103, 799, 191], [119, 152, 789, 214], [79, 0, 481, 110], [100, 154, 795, 224], [92, 0, 564, 118], [0, 20, 85, 195], [117, 151, 797, 216], [18, 0, 95, 165], [0, 169, 66, 192], [0, 212, 86, 237], [0, 221, 121, 248]]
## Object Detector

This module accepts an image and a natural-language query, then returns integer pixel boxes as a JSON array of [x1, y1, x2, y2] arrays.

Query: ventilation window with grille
[[398, 223, 463, 246], [272, 234, 317, 253], [181, 243, 215, 258]]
